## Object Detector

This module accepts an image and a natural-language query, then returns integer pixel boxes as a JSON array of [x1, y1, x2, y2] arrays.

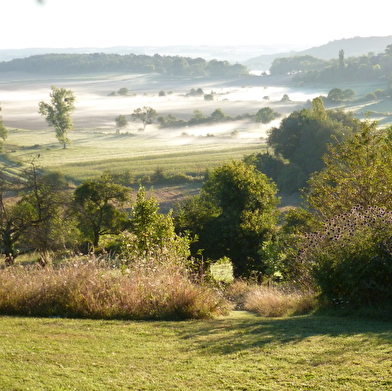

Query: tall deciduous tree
[[73, 174, 130, 247], [176, 160, 279, 276], [255, 107, 276, 124], [38, 86, 76, 149], [0, 160, 71, 264], [267, 98, 358, 177], [114, 114, 128, 134], [131, 107, 157, 130], [305, 119, 392, 218]]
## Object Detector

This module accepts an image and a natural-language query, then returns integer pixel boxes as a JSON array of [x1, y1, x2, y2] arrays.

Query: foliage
[[291, 45, 392, 85], [305, 120, 392, 218], [299, 206, 392, 308], [210, 108, 226, 121], [131, 106, 157, 130], [176, 160, 280, 277], [114, 114, 128, 134], [294, 120, 392, 308], [38, 86, 76, 149], [117, 87, 128, 96], [0, 104, 8, 145], [327, 87, 356, 102], [191, 109, 205, 121], [0, 53, 249, 78], [73, 173, 130, 247], [186, 88, 204, 96], [123, 185, 191, 261], [270, 55, 327, 75], [208, 256, 234, 284], [267, 98, 359, 191], [255, 107, 276, 124], [0, 160, 72, 263]]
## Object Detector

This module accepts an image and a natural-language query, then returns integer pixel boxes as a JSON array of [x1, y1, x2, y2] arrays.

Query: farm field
[[0, 311, 391, 390]]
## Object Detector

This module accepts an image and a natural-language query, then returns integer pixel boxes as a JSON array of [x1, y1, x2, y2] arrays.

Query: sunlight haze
[[2, 0, 391, 50]]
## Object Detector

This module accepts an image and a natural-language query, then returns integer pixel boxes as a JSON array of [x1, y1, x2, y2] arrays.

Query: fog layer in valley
[[0, 73, 328, 143]]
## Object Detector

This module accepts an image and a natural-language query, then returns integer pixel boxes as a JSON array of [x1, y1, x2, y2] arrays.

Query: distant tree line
[[0, 53, 249, 78], [270, 44, 392, 86]]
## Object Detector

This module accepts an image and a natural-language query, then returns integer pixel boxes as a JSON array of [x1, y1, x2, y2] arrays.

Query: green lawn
[[1, 311, 391, 390]]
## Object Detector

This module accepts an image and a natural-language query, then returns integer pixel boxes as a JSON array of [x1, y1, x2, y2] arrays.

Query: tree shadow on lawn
[[178, 311, 392, 355]]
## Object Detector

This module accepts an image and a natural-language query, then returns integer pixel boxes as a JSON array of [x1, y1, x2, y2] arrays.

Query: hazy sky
[[2, 0, 391, 50]]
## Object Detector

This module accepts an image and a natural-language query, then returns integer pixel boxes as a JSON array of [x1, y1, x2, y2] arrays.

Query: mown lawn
[[1, 311, 391, 390]]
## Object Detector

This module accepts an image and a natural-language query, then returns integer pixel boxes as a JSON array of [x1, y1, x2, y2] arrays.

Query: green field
[[0, 311, 391, 390], [4, 127, 266, 183]]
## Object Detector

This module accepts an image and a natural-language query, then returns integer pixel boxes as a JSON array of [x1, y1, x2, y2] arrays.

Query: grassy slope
[[4, 127, 266, 183], [1, 311, 391, 390]]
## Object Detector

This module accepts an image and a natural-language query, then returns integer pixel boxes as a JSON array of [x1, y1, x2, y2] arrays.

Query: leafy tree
[[157, 114, 178, 126], [204, 94, 214, 101], [0, 104, 7, 146], [176, 160, 279, 277], [291, 120, 392, 308], [0, 161, 71, 264], [267, 98, 358, 180], [192, 109, 205, 122], [123, 186, 190, 260], [255, 107, 275, 124], [38, 86, 76, 149], [114, 114, 128, 134], [131, 106, 157, 130], [73, 173, 130, 247], [280, 94, 290, 102], [210, 108, 226, 122], [327, 88, 344, 101], [118, 87, 128, 96], [305, 119, 392, 218]]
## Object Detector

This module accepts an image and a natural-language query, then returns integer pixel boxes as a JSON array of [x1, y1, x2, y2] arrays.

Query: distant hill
[[0, 44, 307, 64], [245, 36, 392, 71]]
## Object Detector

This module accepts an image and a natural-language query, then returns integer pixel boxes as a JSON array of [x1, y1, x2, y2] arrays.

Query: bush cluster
[[300, 206, 392, 308]]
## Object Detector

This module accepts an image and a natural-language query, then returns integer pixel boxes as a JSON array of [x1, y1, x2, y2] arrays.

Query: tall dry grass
[[226, 280, 316, 317], [0, 255, 230, 320]]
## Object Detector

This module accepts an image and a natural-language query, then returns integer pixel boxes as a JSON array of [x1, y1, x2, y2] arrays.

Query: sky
[[1, 0, 391, 50]]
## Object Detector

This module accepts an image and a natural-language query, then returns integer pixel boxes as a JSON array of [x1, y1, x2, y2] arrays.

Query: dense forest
[[0, 52, 249, 77]]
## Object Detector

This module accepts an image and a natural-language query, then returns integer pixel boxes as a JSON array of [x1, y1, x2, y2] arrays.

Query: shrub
[[299, 206, 392, 308]]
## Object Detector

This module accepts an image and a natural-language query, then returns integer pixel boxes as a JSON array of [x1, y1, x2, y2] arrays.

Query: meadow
[[1, 311, 391, 390]]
